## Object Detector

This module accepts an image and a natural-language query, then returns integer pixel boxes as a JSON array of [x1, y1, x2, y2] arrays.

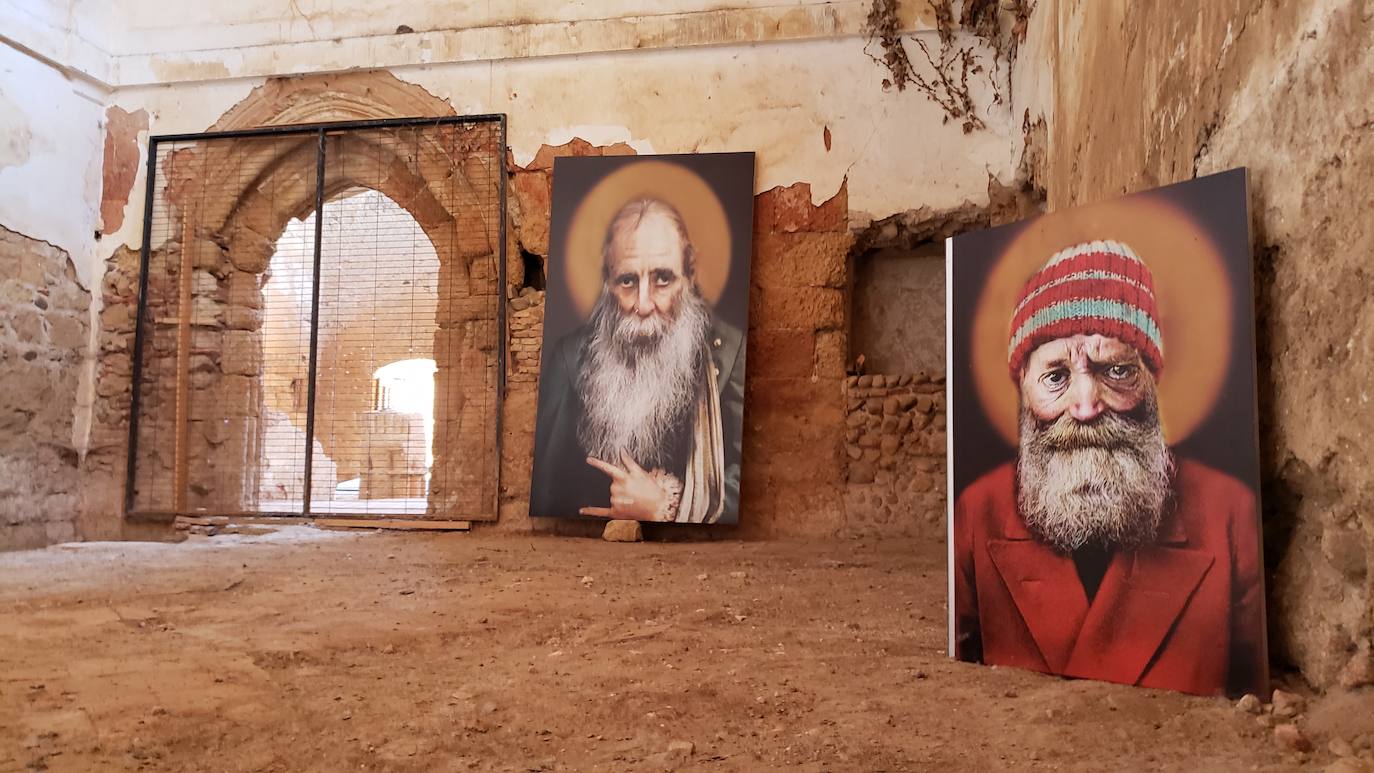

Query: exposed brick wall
[[507, 288, 544, 385], [841, 373, 947, 536], [0, 225, 90, 549]]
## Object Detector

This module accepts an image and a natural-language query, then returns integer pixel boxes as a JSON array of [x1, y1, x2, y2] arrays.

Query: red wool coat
[[952, 459, 1267, 697]]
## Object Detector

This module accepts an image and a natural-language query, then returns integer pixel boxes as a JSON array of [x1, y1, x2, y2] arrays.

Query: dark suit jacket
[[528, 318, 745, 523], [953, 459, 1267, 697]]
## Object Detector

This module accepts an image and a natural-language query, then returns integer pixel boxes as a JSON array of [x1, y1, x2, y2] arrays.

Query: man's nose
[[635, 278, 653, 317], [1067, 375, 1104, 422]]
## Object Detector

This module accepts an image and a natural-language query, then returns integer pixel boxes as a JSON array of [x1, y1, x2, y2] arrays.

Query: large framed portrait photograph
[[947, 169, 1267, 697], [529, 152, 755, 525]]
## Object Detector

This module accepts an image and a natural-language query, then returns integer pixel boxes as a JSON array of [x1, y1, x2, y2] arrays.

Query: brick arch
[[209, 70, 457, 132], [209, 129, 497, 516], [153, 80, 499, 516]]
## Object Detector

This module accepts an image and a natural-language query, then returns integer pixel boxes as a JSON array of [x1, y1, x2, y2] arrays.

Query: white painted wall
[[0, 42, 106, 286], [107, 34, 1016, 238]]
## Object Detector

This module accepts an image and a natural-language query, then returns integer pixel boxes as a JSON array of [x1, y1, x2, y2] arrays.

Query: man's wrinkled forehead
[[606, 212, 686, 272], [1027, 334, 1143, 368]]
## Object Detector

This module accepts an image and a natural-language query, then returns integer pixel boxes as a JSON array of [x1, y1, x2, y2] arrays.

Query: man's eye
[[616, 276, 637, 288], [652, 271, 675, 286], [1106, 364, 1137, 380], [1041, 370, 1068, 388]]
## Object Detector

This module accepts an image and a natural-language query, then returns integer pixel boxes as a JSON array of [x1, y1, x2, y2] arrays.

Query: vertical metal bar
[[302, 128, 327, 516], [172, 211, 195, 513], [124, 138, 161, 515], [493, 116, 508, 520]]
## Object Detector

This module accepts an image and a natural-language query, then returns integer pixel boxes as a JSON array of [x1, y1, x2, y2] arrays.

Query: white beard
[[576, 287, 711, 470], [1015, 397, 1174, 553]]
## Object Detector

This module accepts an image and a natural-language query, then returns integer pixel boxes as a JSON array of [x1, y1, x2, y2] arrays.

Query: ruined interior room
[[2, 0, 1372, 770]]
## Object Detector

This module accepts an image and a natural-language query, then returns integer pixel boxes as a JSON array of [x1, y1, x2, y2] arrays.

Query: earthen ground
[[0, 528, 1351, 771]]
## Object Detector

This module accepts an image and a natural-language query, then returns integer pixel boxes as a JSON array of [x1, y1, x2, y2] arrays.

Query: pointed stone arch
[[129, 74, 502, 518]]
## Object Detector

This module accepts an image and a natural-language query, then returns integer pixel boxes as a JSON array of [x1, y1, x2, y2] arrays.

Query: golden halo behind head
[[969, 195, 1234, 446], [563, 160, 731, 318]]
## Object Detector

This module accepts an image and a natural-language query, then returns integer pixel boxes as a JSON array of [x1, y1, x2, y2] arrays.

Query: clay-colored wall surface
[[1027, 0, 1373, 690]]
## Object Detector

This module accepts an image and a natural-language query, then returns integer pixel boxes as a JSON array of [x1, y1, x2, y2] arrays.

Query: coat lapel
[[987, 538, 1090, 673], [711, 320, 743, 395], [1063, 514, 1214, 685]]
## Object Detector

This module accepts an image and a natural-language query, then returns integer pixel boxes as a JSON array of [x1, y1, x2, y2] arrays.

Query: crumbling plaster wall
[[14, 2, 1023, 548], [1016, 0, 1373, 691], [0, 42, 109, 549], [75, 5, 1022, 545]]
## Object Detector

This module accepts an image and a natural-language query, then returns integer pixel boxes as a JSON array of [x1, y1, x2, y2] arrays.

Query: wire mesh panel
[[310, 124, 504, 517], [128, 117, 505, 520], [130, 134, 318, 515]]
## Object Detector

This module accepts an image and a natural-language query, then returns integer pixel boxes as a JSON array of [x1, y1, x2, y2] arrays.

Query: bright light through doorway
[[373, 358, 437, 469]]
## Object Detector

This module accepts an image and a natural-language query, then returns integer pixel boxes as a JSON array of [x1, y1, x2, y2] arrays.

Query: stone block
[[227, 270, 263, 309], [748, 328, 813, 379], [751, 231, 851, 290], [47, 314, 86, 353], [9, 307, 44, 342], [191, 297, 224, 326], [602, 519, 643, 542], [749, 285, 844, 331], [222, 331, 262, 376], [511, 170, 551, 258], [225, 305, 261, 330], [848, 461, 876, 484]]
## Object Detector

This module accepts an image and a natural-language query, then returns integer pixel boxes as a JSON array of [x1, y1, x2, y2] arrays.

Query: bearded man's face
[[576, 209, 711, 470], [605, 213, 690, 344], [1015, 334, 1174, 552]]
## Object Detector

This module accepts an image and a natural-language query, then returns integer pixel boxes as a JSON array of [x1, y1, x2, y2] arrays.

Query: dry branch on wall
[[862, 0, 1035, 134], [863, 0, 917, 92]]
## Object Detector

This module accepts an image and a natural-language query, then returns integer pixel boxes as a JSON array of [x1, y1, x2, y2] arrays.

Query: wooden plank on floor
[[312, 518, 472, 532]]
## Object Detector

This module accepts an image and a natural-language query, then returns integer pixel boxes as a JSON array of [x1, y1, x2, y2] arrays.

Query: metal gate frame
[[125, 115, 508, 520]]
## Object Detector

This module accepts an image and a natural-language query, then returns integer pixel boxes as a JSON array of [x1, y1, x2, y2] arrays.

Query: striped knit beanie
[[1007, 240, 1163, 380]]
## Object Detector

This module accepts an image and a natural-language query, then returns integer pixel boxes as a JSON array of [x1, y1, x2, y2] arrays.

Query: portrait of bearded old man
[[530, 198, 744, 524], [952, 240, 1266, 697]]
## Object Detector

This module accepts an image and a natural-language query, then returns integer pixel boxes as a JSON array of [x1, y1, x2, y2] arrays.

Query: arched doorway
[[125, 117, 505, 521]]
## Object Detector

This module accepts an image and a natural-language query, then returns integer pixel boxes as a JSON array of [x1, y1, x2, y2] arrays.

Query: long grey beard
[[576, 287, 711, 470], [1016, 397, 1174, 553]]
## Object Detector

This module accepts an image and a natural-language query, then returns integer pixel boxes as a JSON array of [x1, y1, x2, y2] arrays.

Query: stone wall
[[0, 226, 90, 550], [841, 373, 947, 536], [1022, 0, 1374, 690], [507, 288, 544, 386]]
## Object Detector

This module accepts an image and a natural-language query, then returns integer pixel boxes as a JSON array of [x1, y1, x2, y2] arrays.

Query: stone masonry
[[0, 225, 90, 550], [841, 373, 947, 536]]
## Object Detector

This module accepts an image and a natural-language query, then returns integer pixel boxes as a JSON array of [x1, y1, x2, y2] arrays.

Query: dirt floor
[[1, 527, 1368, 772]]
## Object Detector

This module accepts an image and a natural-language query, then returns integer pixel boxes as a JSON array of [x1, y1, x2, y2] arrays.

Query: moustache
[[612, 311, 673, 349], [1027, 402, 1158, 452]]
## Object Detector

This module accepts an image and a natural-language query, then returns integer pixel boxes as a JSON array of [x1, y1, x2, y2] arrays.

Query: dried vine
[[863, 0, 1036, 134], [863, 0, 916, 92]]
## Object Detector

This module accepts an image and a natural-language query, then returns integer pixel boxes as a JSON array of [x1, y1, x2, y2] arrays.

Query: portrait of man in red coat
[[951, 235, 1268, 698]]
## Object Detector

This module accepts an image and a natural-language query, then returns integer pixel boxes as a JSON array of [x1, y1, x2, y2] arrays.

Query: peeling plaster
[[519, 126, 656, 166], [0, 44, 105, 288]]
